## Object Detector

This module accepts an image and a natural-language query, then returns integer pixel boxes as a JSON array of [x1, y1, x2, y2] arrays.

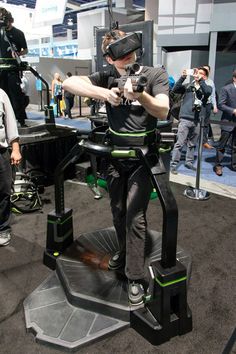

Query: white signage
[[33, 0, 67, 27]]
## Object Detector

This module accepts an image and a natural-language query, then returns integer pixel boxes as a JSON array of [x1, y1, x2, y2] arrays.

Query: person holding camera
[[0, 7, 28, 127], [63, 29, 169, 305], [170, 67, 212, 174]]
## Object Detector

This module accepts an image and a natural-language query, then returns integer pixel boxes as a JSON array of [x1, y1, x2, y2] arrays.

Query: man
[[202, 65, 218, 149], [63, 72, 75, 118], [0, 88, 21, 246], [0, 7, 28, 127], [213, 70, 236, 176], [63, 29, 169, 305], [170, 67, 212, 174]]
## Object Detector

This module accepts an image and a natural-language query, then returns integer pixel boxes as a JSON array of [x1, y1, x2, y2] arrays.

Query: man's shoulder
[[222, 82, 234, 92], [9, 26, 25, 37], [142, 66, 164, 75]]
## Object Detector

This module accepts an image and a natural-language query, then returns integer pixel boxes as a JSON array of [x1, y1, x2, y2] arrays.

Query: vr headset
[[104, 32, 142, 61]]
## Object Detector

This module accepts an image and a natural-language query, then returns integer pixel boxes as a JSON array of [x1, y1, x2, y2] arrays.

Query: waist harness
[[108, 128, 159, 147]]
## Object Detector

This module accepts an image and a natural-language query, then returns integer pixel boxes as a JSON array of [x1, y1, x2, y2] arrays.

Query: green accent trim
[[11, 207, 22, 214], [111, 150, 136, 158], [143, 294, 152, 303], [109, 127, 155, 137], [48, 215, 72, 225], [159, 147, 171, 153], [155, 276, 187, 287]]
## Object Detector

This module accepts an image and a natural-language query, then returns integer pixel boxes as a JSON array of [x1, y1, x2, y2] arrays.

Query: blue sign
[[36, 78, 43, 91]]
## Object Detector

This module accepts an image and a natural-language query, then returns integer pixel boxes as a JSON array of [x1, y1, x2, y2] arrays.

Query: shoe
[[128, 281, 145, 305], [203, 143, 214, 149], [0, 230, 11, 246], [20, 123, 28, 128], [185, 162, 197, 171], [108, 251, 126, 270], [170, 166, 178, 175], [213, 165, 223, 176]]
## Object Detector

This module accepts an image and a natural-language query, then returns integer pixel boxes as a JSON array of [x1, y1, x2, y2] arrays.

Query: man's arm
[[137, 91, 169, 120], [211, 81, 218, 113], [2, 90, 21, 165], [63, 76, 121, 106], [122, 69, 169, 120], [218, 87, 236, 118], [63, 74, 169, 119], [198, 80, 212, 99]]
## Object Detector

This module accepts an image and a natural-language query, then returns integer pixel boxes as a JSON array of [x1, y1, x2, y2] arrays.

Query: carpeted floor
[[0, 181, 235, 354]]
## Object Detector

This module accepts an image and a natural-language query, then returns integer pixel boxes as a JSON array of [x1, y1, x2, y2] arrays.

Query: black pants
[[215, 127, 236, 170], [0, 149, 12, 232], [54, 95, 63, 117], [106, 159, 153, 280], [0, 71, 27, 126], [203, 103, 213, 143], [64, 96, 74, 118]]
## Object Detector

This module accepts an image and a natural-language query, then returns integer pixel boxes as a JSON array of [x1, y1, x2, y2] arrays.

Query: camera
[[192, 98, 202, 112], [186, 69, 194, 76]]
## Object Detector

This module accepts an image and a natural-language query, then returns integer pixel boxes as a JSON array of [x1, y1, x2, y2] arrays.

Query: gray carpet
[[0, 181, 235, 354]]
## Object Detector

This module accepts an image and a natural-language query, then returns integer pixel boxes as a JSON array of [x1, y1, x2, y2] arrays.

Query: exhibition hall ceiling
[[3, 0, 145, 10]]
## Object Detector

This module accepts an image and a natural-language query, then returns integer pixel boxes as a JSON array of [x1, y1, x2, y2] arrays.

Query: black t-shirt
[[89, 66, 169, 133], [0, 26, 27, 58]]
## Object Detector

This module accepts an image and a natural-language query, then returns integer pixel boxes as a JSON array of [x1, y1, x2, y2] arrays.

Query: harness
[[108, 127, 159, 147]]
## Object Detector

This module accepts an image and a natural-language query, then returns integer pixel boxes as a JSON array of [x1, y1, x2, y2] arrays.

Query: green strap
[[109, 127, 156, 137]]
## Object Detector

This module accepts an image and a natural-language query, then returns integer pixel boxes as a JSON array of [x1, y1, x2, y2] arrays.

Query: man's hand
[[10, 150, 22, 165], [123, 78, 143, 101], [11, 51, 18, 59], [233, 108, 236, 116], [106, 87, 122, 106], [182, 69, 187, 78]]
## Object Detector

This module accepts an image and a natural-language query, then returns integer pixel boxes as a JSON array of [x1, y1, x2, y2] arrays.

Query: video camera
[[190, 86, 203, 112], [114, 62, 147, 93]]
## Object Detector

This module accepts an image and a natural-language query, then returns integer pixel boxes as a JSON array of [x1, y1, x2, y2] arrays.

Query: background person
[[213, 70, 236, 176], [63, 29, 169, 305], [51, 72, 63, 117], [20, 71, 30, 109], [63, 72, 75, 118], [0, 88, 21, 246], [0, 7, 28, 127], [170, 67, 212, 174], [202, 64, 218, 148]]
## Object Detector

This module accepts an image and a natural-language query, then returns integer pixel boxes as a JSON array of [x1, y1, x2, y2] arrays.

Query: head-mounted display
[[104, 32, 141, 61]]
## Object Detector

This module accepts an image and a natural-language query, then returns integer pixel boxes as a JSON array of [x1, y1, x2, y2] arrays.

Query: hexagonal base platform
[[24, 273, 129, 351], [24, 227, 192, 351]]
